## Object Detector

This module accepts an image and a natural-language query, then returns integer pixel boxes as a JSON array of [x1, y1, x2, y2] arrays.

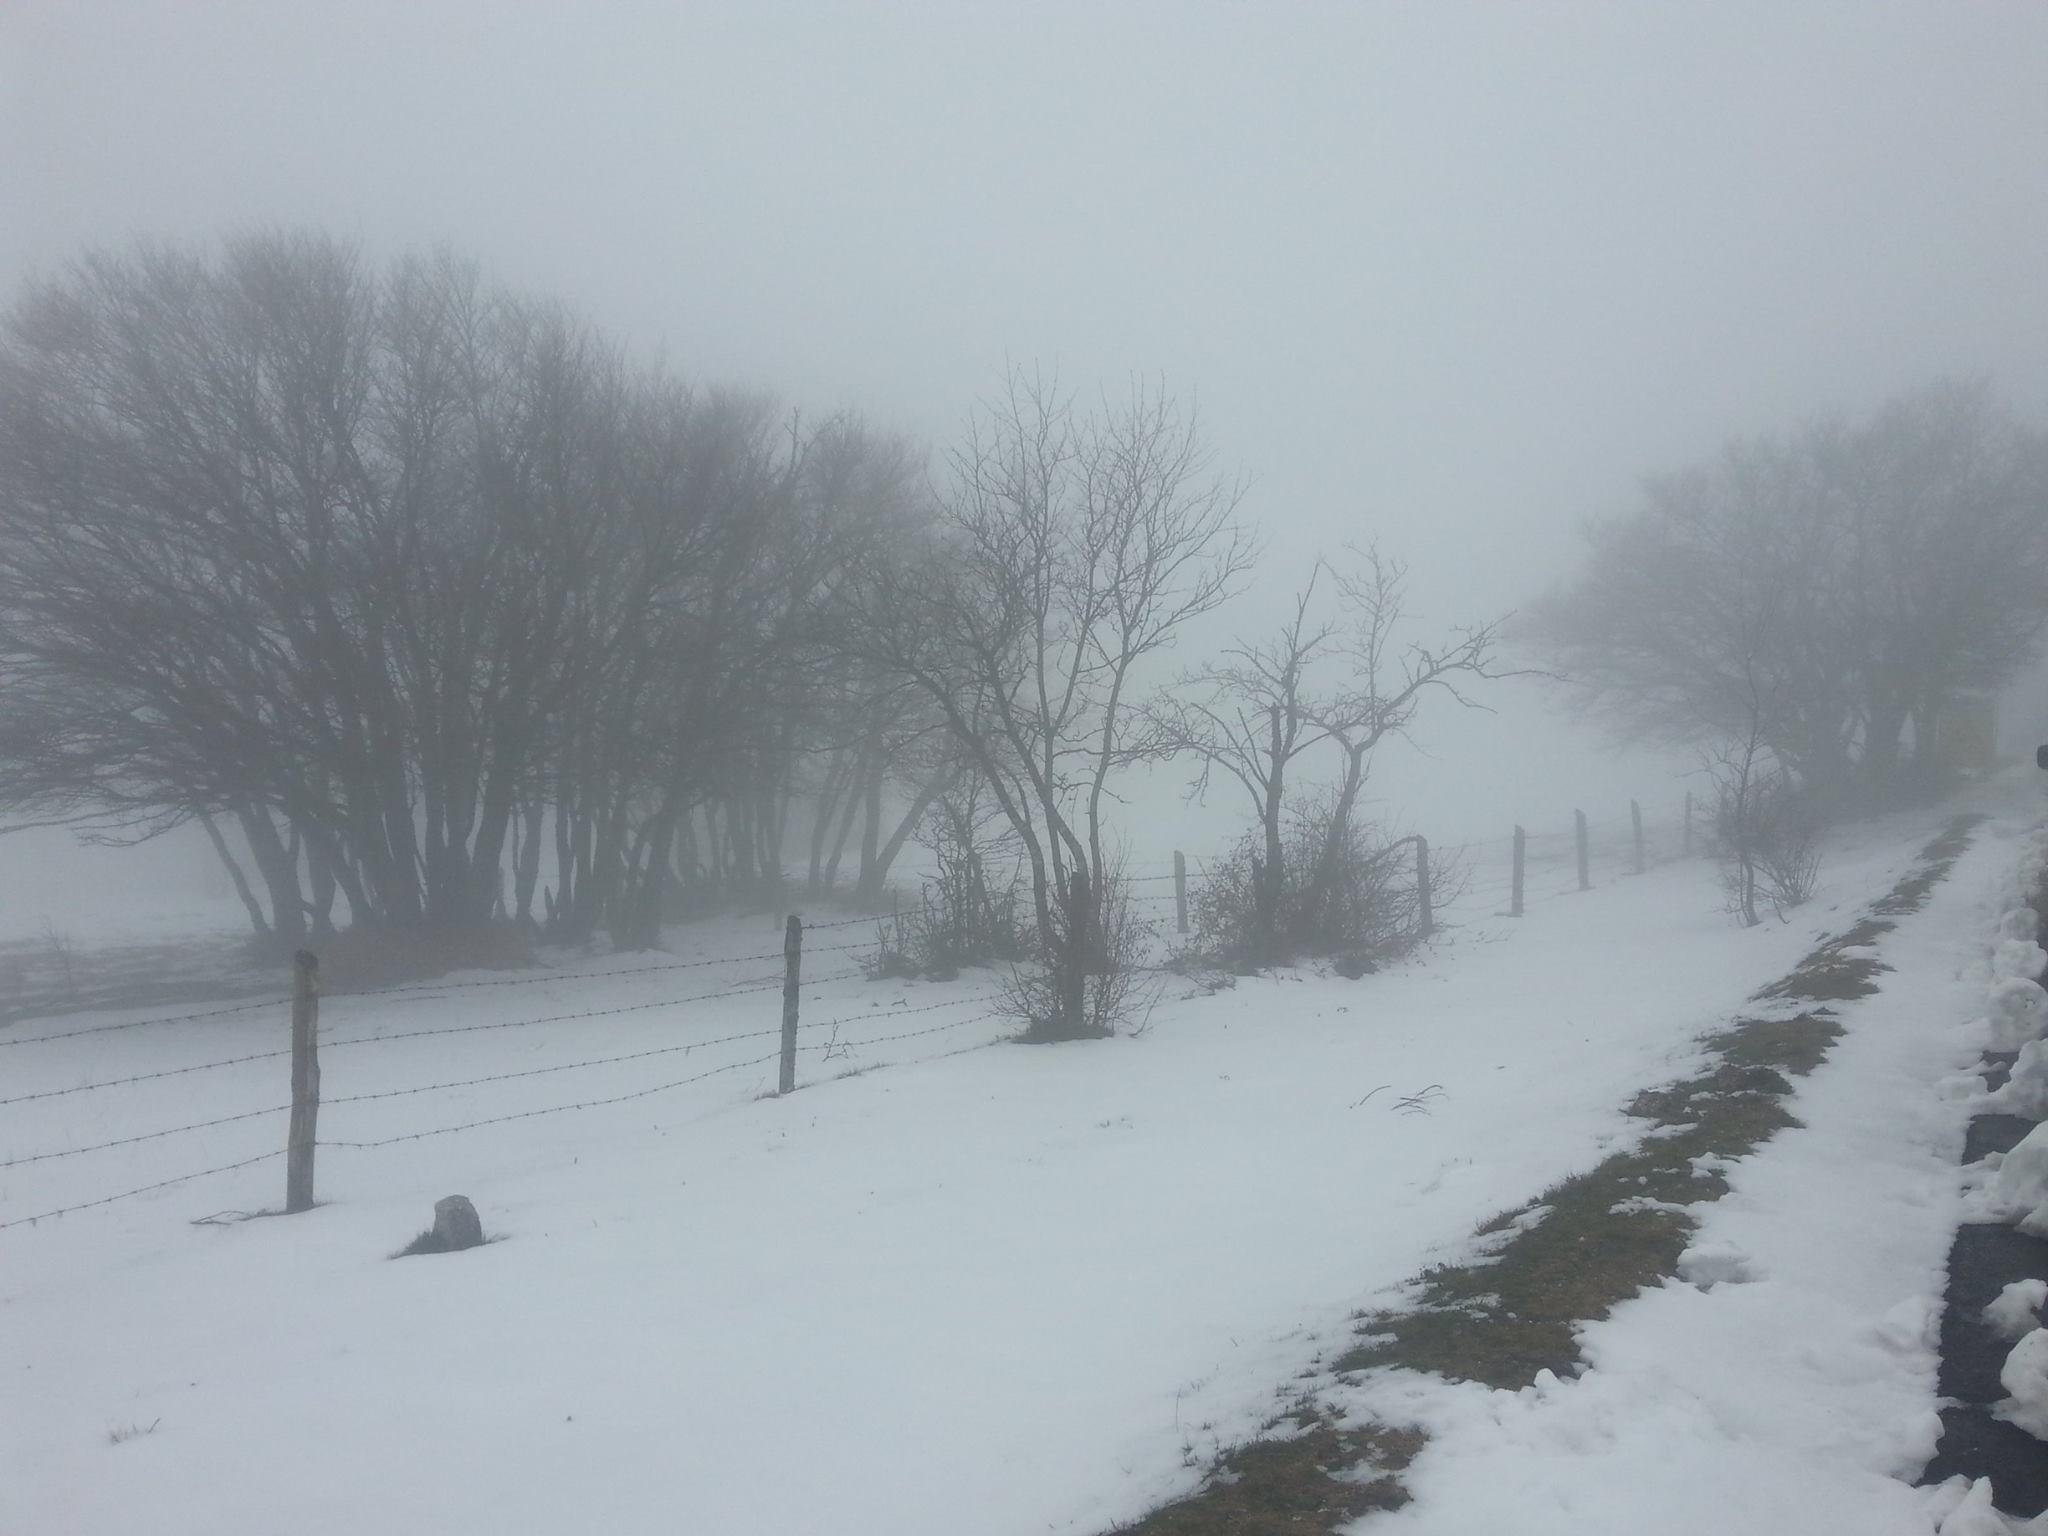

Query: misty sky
[[5, 1, 2047, 866]]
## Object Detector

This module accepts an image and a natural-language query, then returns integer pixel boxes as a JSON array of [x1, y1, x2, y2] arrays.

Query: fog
[[4, 1, 2047, 933]]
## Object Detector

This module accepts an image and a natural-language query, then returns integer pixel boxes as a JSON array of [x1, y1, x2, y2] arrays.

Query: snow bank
[[1995, 1328, 2048, 1441]]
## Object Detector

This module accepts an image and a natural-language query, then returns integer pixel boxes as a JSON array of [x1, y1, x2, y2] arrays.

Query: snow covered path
[[0, 793, 2015, 1535], [1339, 786, 2046, 1536]]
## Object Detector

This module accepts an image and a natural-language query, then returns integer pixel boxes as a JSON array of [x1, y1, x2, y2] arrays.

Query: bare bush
[[1003, 855, 1160, 1040], [1751, 783, 1823, 916], [38, 918, 78, 998], [1189, 794, 1424, 971], [865, 783, 1031, 980], [1711, 755, 1822, 925]]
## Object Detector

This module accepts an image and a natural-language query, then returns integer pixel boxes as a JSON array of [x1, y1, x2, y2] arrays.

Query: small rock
[[432, 1195, 485, 1252]]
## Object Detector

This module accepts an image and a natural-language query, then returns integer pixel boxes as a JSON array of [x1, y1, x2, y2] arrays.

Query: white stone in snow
[[2001, 908, 2042, 943]]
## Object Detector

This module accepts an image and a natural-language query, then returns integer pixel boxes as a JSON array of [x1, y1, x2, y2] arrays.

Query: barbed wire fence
[[0, 916, 1009, 1233], [1123, 790, 1703, 939], [1, 792, 1700, 1234]]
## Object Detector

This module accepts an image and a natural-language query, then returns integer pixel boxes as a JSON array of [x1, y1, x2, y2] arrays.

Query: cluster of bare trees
[[0, 234, 947, 950], [0, 234, 1523, 1035], [1528, 380, 2048, 808]]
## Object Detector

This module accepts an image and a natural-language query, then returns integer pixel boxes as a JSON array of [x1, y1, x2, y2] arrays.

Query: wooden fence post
[[779, 915, 801, 1095], [1173, 850, 1189, 935], [1575, 810, 1591, 892], [1414, 836, 1433, 940], [1511, 825, 1526, 917], [1684, 792, 1694, 856], [286, 950, 320, 1214], [1631, 799, 1645, 876]]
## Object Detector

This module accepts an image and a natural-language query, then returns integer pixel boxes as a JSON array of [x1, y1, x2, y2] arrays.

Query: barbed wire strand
[[4, 989, 1003, 1171], [0, 1105, 292, 1169], [319, 1051, 786, 1149], [0, 993, 297, 1049], [0, 964, 878, 1106], [0, 1150, 282, 1232]]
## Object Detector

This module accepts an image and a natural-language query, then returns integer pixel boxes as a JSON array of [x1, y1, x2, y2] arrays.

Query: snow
[[1987, 1038, 2048, 1120], [1927, 1475, 2048, 1536], [0, 824, 251, 948], [0, 778, 2041, 1534], [1674, 1238, 1760, 1290], [1987, 978, 2047, 1051], [1985, 1280, 2048, 1342], [1996, 1329, 2048, 1441], [1330, 781, 2046, 1535], [1992, 939, 2048, 982], [1989, 1121, 2048, 1238]]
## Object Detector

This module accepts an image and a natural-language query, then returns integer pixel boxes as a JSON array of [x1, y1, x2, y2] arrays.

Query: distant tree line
[[1527, 380, 2048, 808]]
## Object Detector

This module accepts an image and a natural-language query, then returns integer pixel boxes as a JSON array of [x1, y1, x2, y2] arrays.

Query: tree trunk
[[237, 805, 307, 949], [198, 811, 271, 940]]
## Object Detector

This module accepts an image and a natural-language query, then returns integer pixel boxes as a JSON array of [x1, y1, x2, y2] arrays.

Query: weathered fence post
[[1631, 799, 1645, 876], [1414, 836, 1433, 940], [779, 915, 801, 1095], [286, 950, 320, 1214], [1684, 792, 1694, 857], [1173, 850, 1189, 935], [1511, 825, 1526, 917], [1575, 810, 1591, 891]]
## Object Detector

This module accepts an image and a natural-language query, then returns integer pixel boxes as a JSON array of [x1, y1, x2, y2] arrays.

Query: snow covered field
[[1, 779, 2040, 1535]]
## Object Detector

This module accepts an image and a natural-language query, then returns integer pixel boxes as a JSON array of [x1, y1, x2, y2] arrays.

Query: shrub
[[1004, 854, 1160, 1040], [865, 784, 1030, 979], [1190, 792, 1423, 970], [1712, 766, 1822, 925]]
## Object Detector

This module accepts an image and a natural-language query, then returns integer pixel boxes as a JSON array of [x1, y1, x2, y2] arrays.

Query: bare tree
[[1144, 569, 1340, 959], [1149, 547, 1508, 960], [848, 369, 1255, 1038], [1301, 548, 1509, 932]]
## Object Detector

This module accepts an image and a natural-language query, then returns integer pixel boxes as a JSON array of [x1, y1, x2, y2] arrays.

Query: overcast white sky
[[4, 1, 2046, 872]]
